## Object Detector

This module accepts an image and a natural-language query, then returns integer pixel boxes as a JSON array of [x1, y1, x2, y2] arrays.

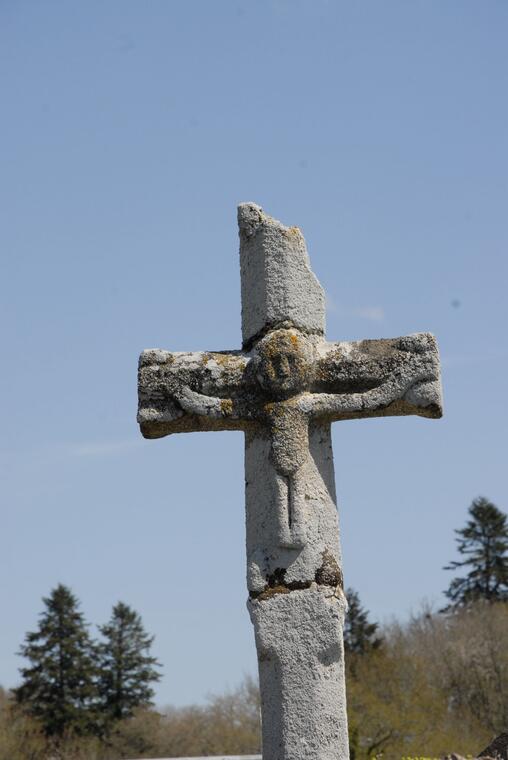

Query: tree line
[[13, 587, 160, 742], [344, 495, 508, 759], [1, 495, 507, 759]]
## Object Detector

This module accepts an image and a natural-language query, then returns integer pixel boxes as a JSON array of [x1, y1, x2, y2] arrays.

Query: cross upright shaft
[[137, 204, 443, 760]]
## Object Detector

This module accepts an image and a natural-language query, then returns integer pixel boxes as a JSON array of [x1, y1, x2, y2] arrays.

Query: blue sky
[[1, 1, 507, 707]]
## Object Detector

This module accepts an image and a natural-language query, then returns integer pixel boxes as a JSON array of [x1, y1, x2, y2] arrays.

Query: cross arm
[[137, 348, 252, 438], [302, 332, 442, 422]]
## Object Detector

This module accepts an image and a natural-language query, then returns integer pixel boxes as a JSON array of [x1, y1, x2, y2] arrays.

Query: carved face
[[255, 329, 313, 398]]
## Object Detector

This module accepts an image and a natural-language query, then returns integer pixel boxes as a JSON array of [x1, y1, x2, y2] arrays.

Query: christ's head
[[254, 329, 313, 398]]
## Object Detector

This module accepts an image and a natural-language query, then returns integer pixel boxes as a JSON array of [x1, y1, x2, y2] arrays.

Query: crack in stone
[[250, 551, 344, 601], [243, 320, 324, 352]]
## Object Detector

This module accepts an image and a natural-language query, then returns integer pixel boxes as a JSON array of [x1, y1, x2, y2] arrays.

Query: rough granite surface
[[249, 586, 348, 760], [137, 203, 443, 760], [238, 202, 326, 348]]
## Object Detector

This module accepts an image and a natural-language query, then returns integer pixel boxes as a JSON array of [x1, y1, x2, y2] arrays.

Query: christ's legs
[[244, 424, 343, 593]]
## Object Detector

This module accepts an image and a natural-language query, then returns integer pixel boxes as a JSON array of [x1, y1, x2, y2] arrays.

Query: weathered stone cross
[[137, 203, 443, 760]]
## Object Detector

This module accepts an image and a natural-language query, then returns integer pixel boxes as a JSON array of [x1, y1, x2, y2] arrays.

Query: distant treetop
[[443, 496, 508, 610]]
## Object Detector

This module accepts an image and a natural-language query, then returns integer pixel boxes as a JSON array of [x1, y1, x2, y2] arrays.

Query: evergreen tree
[[443, 497, 508, 609], [14, 584, 97, 737], [97, 602, 161, 724], [344, 588, 382, 655]]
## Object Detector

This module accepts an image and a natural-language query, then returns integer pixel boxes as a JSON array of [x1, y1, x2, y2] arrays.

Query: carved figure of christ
[[137, 204, 443, 760]]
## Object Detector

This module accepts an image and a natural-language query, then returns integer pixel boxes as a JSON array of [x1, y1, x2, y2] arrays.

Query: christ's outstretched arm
[[303, 332, 443, 421], [301, 367, 441, 420], [170, 384, 231, 418], [137, 348, 251, 437]]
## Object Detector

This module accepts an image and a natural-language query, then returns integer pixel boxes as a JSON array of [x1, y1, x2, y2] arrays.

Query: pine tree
[[14, 584, 97, 737], [443, 496, 508, 609], [97, 602, 161, 724], [344, 588, 382, 655]]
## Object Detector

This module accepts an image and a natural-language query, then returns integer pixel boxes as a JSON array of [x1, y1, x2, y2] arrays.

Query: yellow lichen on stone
[[214, 353, 236, 367], [203, 353, 245, 369], [256, 585, 291, 601], [220, 399, 233, 415], [264, 402, 286, 419]]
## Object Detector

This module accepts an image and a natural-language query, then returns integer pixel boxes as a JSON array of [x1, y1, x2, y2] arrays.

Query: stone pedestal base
[[249, 585, 349, 760]]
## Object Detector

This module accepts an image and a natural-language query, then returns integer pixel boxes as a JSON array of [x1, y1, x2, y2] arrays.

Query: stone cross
[[137, 204, 443, 760]]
